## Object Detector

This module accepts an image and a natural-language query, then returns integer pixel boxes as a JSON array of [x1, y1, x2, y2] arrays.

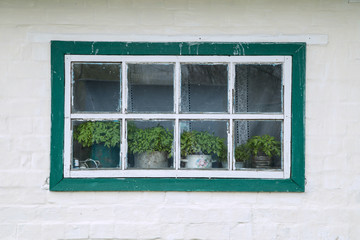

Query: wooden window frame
[[50, 41, 305, 192]]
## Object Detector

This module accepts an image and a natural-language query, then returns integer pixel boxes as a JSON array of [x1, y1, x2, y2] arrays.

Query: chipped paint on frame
[[50, 41, 305, 192]]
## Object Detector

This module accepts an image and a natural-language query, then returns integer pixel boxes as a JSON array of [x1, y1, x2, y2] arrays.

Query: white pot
[[236, 162, 244, 169], [134, 151, 168, 169], [182, 155, 212, 169]]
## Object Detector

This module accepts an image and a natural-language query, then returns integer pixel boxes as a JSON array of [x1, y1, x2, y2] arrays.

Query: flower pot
[[236, 162, 244, 169], [252, 155, 272, 168], [134, 151, 168, 169], [91, 144, 120, 168], [182, 154, 212, 168]]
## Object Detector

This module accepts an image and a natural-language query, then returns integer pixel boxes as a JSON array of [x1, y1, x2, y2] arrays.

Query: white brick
[[89, 223, 115, 239], [184, 223, 230, 240], [0, 207, 36, 224], [65, 223, 90, 239], [17, 224, 42, 240], [8, 117, 33, 135], [160, 223, 186, 240], [159, 207, 186, 224], [0, 1, 359, 240], [134, 223, 163, 239], [65, 206, 116, 222], [206, 207, 251, 223], [114, 223, 139, 239], [31, 152, 50, 170], [229, 223, 252, 240], [0, 188, 46, 205], [0, 224, 17, 240], [140, 9, 174, 26], [41, 223, 66, 240]]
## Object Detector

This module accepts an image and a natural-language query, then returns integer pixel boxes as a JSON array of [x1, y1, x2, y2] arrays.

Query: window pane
[[180, 120, 228, 169], [72, 120, 121, 169], [181, 64, 228, 113], [72, 63, 121, 112], [235, 64, 282, 113], [127, 64, 174, 113], [234, 120, 282, 169], [127, 120, 174, 169]]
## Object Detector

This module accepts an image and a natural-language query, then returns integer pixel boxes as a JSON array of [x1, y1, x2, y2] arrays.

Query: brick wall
[[0, 0, 359, 239]]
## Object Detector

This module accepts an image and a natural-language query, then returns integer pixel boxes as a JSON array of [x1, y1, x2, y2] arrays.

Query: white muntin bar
[[228, 62, 235, 170], [174, 62, 180, 114], [70, 113, 285, 120], [174, 62, 181, 170], [121, 118, 126, 170], [122, 63, 128, 114]]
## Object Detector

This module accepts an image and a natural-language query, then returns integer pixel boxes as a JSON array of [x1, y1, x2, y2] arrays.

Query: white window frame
[[64, 55, 292, 179]]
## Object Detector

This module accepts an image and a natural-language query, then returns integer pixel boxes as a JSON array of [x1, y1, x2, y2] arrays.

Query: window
[[51, 41, 305, 192]]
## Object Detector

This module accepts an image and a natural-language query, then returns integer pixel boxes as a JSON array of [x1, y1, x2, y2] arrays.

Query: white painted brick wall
[[0, 0, 359, 239]]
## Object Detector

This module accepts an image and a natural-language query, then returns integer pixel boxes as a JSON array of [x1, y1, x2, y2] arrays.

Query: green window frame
[[50, 41, 305, 192]]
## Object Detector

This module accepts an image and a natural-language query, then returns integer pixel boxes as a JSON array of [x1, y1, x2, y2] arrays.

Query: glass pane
[[127, 64, 174, 113], [233, 120, 282, 170], [180, 120, 228, 169], [127, 120, 174, 169], [235, 64, 282, 113], [72, 120, 121, 169], [181, 64, 228, 113], [72, 63, 121, 112]]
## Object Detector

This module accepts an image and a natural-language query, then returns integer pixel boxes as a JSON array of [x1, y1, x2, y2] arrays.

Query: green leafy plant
[[246, 135, 281, 158], [73, 121, 121, 148], [234, 143, 251, 162], [127, 124, 173, 155], [180, 130, 227, 160]]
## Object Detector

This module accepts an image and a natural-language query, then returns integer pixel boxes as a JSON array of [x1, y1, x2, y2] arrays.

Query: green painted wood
[[51, 178, 304, 192], [50, 42, 65, 189], [50, 41, 305, 192], [290, 44, 306, 191]]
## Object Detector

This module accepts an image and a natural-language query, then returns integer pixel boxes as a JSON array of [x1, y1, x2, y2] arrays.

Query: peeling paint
[[91, 42, 95, 54], [234, 44, 245, 56], [179, 42, 183, 55]]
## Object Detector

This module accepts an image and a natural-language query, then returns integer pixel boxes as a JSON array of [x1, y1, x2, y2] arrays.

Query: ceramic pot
[[182, 155, 212, 168], [134, 151, 168, 169], [91, 144, 120, 168], [253, 156, 272, 168]]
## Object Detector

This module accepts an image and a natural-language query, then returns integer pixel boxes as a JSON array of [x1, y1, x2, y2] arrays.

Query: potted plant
[[180, 130, 226, 168], [127, 123, 173, 168], [234, 143, 251, 169], [73, 121, 121, 168], [246, 135, 281, 168]]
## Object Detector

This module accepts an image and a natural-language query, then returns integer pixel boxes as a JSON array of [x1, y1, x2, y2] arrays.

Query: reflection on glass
[[180, 120, 228, 169], [72, 63, 121, 112], [127, 64, 174, 113], [72, 120, 121, 169], [235, 64, 282, 113], [127, 120, 174, 169], [181, 64, 228, 113], [233, 120, 282, 169]]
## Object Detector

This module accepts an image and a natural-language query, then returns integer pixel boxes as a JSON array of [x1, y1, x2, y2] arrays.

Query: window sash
[[64, 55, 292, 179]]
